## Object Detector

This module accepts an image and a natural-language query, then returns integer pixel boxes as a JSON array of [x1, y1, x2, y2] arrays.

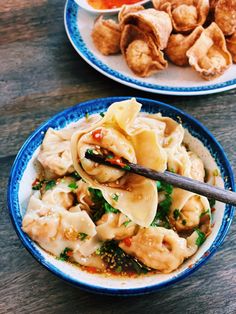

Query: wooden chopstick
[[85, 150, 236, 206]]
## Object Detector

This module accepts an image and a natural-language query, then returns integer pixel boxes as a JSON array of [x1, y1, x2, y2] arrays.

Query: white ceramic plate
[[75, 0, 150, 14], [64, 0, 236, 96]]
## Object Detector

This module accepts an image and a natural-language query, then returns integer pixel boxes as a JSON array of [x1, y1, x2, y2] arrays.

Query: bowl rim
[[8, 96, 235, 296]]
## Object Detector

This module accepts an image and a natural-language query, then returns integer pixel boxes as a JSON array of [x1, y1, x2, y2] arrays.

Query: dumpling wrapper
[[119, 227, 198, 273], [120, 8, 172, 50], [71, 98, 169, 227], [215, 0, 236, 36], [226, 32, 236, 63], [38, 128, 75, 178], [169, 189, 211, 232], [91, 15, 121, 55], [118, 4, 145, 24], [120, 24, 167, 77], [153, 0, 209, 33], [187, 22, 232, 80], [165, 26, 204, 66], [22, 191, 100, 257]]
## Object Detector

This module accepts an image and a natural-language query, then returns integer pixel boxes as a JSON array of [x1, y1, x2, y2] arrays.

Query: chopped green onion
[[78, 232, 88, 241], [195, 228, 206, 246], [123, 220, 131, 227], [173, 209, 180, 220], [45, 180, 56, 191], [85, 112, 89, 119], [112, 193, 119, 202], [58, 247, 73, 261], [123, 165, 131, 170], [68, 182, 78, 190], [86, 149, 94, 155], [100, 112, 105, 117], [182, 219, 187, 225], [70, 171, 81, 180]]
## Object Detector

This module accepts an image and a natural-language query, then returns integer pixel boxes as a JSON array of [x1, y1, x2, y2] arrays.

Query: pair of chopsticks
[[85, 150, 236, 206]]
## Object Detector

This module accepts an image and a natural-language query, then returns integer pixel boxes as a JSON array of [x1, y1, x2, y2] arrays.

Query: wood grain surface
[[0, 1, 235, 313]]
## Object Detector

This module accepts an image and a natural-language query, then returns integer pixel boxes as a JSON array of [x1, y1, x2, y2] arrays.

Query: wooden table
[[1, 1, 235, 313]]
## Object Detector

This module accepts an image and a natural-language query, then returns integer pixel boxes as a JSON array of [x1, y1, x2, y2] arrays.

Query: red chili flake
[[32, 178, 40, 186], [211, 223, 215, 228], [106, 156, 126, 168], [188, 264, 194, 269], [92, 129, 103, 141], [211, 207, 216, 213], [66, 250, 73, 257], [123, 237, 132, 247], [204, 251, 210, 257], [86, 266, 98, 273]]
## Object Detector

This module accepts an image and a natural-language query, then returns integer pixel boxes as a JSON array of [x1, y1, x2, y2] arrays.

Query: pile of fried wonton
[[91, 0, 236, 80]]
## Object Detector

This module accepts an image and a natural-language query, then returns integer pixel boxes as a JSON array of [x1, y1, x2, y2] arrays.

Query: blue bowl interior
[[8, 96, 235, 295]]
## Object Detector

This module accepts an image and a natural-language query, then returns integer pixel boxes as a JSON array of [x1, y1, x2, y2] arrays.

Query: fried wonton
[[118, 4, 145, 24], [226, 32, 236, 63], [153, 0, 209, 33], [215, 0, 236, 36], [120, 24, 167, 77], [165, 26, 203, 66], [186, 22, 232, 80], [120, 8, 172, 50], [91, 16, 121, 55]]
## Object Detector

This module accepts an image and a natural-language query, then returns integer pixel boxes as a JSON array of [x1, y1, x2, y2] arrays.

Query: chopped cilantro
[[86, 149, 94, 155], [85, 112, 89, 119], [123, 164, 131, 170], [195, 228, 206, 246], [70, 171, 81, 180], [104, 202, 119, 214], [100, 112, 105, 117], [32, 180, 44, 190], [200, 209, 210, 217], [116, 266, 122, 273], [68, 182, 78, 190], [99, 240, 149, 275], [45, 180, 56, 191], [208, 198, 216, 208], [59, 247, 73, 261], [78, 232, 88, 241], [106, 155, 113, 159], [123, 220, 131, 227], [95, 248, 101, 255], [173, 209, 180, 220], [182, 219, 187, 225], [169, 168, 175, 173], [88, 187, 119, 221], [156, 181, 173, 195], [112, 193, 119, 202]]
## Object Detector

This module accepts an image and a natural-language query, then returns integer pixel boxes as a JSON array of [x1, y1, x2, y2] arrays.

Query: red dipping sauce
[[88, 0, 142, 9]]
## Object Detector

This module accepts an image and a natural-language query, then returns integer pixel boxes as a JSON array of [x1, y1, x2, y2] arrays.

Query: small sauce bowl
[[74, 0, 151, 15]]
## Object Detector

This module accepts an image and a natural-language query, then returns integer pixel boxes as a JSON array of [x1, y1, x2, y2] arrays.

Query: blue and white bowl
[[8, 97, 235, 296]]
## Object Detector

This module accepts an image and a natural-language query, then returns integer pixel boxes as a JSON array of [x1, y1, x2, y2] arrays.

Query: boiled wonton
[[38, 128, 75, 178], [119, 227, 199, 273]]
